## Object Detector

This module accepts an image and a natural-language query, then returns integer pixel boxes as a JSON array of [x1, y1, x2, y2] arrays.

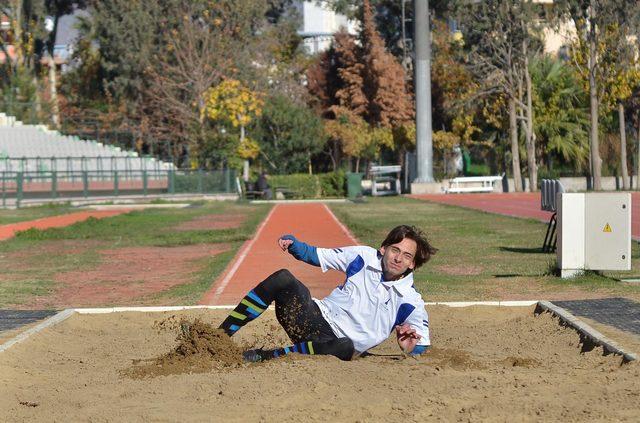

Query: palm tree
[[531, 56, 590, 175]]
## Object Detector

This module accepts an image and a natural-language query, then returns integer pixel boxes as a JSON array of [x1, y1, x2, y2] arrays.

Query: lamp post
[[413, 0, 433, 183]]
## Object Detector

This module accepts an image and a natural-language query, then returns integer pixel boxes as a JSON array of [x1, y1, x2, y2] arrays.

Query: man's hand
[[278, 235, 295, 252], [395, 324, 421, 353]]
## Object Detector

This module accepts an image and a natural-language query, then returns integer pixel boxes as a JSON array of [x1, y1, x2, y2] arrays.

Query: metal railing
[[0, 169, 236, 207], [0, 156, 171, 180]]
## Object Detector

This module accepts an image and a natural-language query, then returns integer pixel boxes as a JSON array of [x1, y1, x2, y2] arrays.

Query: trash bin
[[346, 172, 363, 199]]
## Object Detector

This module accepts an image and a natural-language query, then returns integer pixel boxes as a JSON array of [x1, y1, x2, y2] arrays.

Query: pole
[[413, 0, 434, 183]]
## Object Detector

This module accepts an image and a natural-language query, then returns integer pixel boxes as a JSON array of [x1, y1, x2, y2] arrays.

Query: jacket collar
[[371, 252, 414, 296], [381, 273, 415, 296]]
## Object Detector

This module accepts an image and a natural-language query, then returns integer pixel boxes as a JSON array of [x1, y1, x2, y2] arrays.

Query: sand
[[1, 305, 639, 422]]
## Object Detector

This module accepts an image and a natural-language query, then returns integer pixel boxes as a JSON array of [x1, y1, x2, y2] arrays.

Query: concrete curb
[[0, 309, 75, 353], [2, 193, 238, 209], [425, 300, 539, 307], [74, 305, 236, 314], [84, 204, 192, 210], [535, 300, 637, 363]]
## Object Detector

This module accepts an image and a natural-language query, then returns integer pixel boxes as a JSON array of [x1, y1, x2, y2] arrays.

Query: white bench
[[446, 175, 503, 194]]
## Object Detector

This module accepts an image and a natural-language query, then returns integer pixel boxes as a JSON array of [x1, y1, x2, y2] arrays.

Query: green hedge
[[319, 170, 346, 197], [270, 171, 346, 199]]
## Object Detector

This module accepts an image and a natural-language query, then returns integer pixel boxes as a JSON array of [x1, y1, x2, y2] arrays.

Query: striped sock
[[219, 290, 268, 336], [270, 341, 316, 359], [266, 337, 354, 361]]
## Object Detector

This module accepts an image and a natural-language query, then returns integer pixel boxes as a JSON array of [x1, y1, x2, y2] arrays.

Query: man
[[255, 171, 273, 200], [219, 225, 437, 362]]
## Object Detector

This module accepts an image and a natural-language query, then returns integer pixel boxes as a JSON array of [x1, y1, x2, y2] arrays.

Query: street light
[[413, 0, 434, 183]]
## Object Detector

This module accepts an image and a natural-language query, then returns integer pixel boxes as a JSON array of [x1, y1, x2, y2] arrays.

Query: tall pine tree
[[359, 0, 413, 128]]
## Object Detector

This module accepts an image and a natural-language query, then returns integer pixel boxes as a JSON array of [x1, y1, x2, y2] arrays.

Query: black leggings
[[254, 269, 355, 361]]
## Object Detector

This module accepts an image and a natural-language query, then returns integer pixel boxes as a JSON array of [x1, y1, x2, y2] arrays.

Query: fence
[[0, 155, 170, 176], [0, 169, 236, 207]]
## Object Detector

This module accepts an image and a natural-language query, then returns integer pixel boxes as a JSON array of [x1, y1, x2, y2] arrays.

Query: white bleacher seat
[[0, 118, 176, 174]]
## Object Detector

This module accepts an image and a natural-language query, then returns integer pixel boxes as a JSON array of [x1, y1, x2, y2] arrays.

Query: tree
[[144, 2, 240, 157], [359, 0, 413, 128], [628, 87, 640, 189], [1, 1, 53, 123], [205, 78, 263, 177], [567, 20, 640, 189], [325, 106, 386, 172], [332, 0, 413, 128], [333, 30, 367, 119], [72, 0, 275, 166], [430, 19, 483, 173], [248, 12, 310, 105], [330, 0, 413, 167], [323, 0, 452, 60], [85, 0, 171, 107], [306, 40, 343, 118], [530, 56, 589, 173], [457, 0, 540, 191], [251, 94, 326, 174], [43, 1, 87, 128], [554, 0, 640, 190]]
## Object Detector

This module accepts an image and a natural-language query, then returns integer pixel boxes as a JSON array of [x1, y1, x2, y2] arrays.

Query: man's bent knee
[[270, 269, 295, 280], [261, 269, 298, 293]]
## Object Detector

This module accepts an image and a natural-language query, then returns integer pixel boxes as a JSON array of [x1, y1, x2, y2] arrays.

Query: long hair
[[381, 225, 437, 269]]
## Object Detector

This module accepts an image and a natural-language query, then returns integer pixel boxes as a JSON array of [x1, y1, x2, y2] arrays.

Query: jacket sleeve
[[281, 234, 320, 267]]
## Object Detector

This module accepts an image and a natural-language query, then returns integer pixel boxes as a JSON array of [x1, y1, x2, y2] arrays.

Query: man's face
[[379, 237, 417, 280]]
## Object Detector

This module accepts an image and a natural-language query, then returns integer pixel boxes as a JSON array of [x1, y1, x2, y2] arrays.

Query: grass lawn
[[0, 203, 76, 225], [0, 201, 271, 307], [2, 196, 639, 308], [330, 196, 640, 302]]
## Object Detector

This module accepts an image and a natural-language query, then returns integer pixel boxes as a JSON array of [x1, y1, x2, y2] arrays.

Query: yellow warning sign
[[603, 223, 612, 233]]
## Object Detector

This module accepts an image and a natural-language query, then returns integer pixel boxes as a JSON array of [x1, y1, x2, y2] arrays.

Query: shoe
[[242, 348, 271, 363]]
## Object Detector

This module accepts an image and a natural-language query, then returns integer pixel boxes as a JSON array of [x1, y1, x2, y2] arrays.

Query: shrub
[[269, 172, 346, 199], [269, 174, 320, 199], [319, 170, 346, 197]]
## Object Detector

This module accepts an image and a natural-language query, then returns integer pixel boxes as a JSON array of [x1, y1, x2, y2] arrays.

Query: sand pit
[[1, 305, 638, 421]]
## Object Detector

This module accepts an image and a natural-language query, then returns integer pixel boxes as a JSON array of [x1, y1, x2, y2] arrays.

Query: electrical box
[[557, 193, 631, 278]]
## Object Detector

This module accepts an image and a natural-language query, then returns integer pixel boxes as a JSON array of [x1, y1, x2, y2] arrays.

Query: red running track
[[0, 210, 132, 241], [200, 203, 359, 306], [410, 192, 640, 240]]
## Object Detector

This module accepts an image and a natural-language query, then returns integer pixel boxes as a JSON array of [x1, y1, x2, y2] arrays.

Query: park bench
[[235, 177, 266, 200], [273, 186, 299, 200], [370, 165, 401, 196], [235, 177, 298, 200], [446, 175, 504, 194]]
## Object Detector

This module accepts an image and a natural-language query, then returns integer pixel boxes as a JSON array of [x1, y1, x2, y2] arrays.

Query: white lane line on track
[[208, 204, 279, 304], [322, 203, 359, 244]]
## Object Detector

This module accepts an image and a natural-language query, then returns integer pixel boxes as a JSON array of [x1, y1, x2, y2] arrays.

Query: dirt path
[[411, 192, 640, 240], [0, 210, 132, 241], [200, 203, 358, 305], [24, 244, 231, 309]]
